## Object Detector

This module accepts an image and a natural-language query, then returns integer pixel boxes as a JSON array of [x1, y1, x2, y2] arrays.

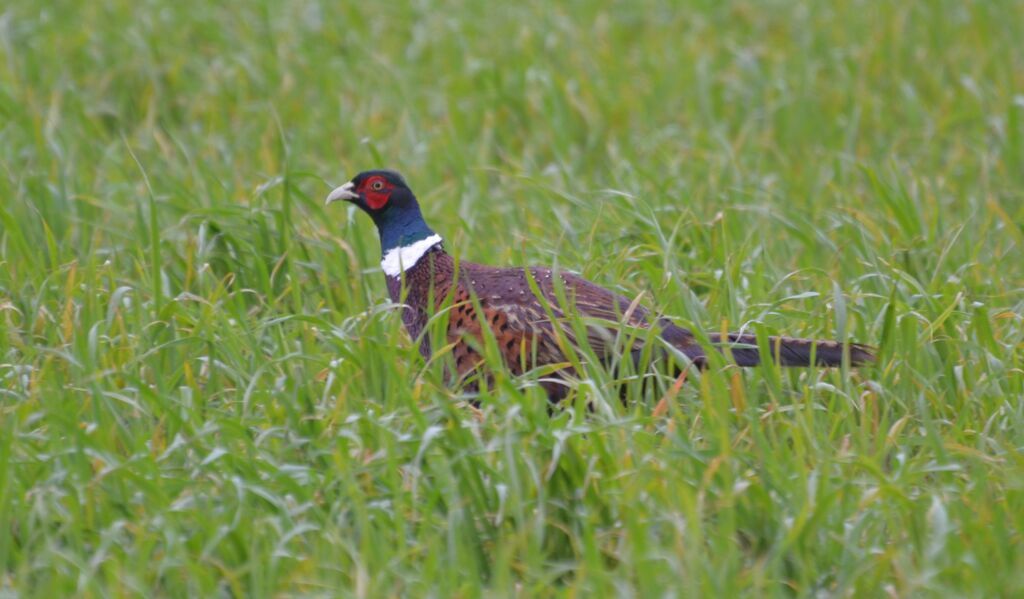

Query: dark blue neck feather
[[372, 205, 437, 256]]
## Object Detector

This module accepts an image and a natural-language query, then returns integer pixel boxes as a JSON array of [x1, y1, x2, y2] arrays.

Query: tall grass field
[[2, 0, 1023, 595]]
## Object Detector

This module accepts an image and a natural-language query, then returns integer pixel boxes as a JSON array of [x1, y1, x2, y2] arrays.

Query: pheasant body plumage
[[327, 169, 873, 401]]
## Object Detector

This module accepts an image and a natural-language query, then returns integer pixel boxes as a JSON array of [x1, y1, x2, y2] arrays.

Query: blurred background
[[5, 1, 1021, 275]]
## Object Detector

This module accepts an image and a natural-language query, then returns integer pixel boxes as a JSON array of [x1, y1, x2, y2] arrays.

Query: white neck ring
[[380, 234, 443, 277]]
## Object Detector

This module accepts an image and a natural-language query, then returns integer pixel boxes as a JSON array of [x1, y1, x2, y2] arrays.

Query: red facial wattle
[[362, 177, 391, 210]]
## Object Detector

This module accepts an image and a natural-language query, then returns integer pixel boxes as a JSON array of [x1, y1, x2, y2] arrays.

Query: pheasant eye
[[371, 180, 384, 191]]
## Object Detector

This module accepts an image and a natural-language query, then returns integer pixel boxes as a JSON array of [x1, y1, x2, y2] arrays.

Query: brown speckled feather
[[389, 247, 678, 398], [385, 246, 873, 400]]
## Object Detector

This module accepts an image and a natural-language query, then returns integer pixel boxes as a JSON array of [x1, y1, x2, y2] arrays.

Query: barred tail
[[705, 333, 875, 367]]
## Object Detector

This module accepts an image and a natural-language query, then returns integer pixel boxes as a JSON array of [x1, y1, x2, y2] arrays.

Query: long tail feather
[[705, 332, 875, 367]]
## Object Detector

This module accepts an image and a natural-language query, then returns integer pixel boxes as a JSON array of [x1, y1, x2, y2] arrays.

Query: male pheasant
[[327, 169, 873, 401]]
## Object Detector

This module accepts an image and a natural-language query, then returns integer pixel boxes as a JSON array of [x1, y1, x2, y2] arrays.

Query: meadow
[[2, 0, 1023, 595]]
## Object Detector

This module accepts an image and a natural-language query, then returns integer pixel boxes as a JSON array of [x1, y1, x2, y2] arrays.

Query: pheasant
[[326, 169, 873, 401]]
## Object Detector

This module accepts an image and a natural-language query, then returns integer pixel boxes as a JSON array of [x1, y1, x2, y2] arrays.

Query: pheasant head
[[326, 169, 442, 276]]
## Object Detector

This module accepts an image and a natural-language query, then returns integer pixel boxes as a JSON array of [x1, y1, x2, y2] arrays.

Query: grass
[[1, 0, 1023, 595]]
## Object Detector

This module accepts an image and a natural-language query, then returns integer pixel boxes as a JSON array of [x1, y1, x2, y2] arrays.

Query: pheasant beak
[[325, 181, 359, 205]]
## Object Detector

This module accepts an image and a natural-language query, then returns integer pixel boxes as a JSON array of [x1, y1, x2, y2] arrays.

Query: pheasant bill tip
[[325, 181, 359, 205]]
